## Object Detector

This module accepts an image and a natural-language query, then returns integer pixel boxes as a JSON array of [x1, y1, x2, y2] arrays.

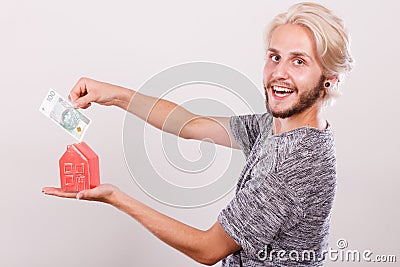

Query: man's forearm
[[113, 86, 196, 138], [107, 83, 237, 147], [107, 190, 221, 265]]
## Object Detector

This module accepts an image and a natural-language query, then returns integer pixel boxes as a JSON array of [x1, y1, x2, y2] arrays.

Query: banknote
[[39, 89, 91, 141]]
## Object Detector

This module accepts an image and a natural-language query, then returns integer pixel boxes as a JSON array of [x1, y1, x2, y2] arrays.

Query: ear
[[325, 76, 339, 88]]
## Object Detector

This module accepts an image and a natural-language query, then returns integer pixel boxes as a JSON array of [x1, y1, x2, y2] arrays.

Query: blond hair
[[266, 2, 354, 106]]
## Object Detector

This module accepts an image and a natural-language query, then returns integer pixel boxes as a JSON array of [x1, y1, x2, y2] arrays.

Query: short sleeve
[[217, 171, 300, 256], [230, 113, 272, 158]]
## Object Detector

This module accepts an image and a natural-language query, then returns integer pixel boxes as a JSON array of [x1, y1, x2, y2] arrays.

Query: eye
[[294, 59, 305, 66], [271, 55, 280, 62]]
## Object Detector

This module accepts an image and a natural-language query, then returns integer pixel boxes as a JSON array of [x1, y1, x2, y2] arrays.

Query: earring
[[324, 81, 331, 88]]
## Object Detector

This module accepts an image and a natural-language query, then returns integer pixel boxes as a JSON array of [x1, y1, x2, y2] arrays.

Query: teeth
[[273, 86, 294, 93]]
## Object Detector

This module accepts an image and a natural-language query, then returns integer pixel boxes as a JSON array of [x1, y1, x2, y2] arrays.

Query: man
[[43, 2, 353, 266]]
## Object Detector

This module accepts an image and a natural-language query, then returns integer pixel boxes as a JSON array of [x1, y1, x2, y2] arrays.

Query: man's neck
[[272, 106, 327, 135]]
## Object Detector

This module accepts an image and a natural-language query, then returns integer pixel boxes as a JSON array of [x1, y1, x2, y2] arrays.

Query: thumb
[[76, 190, 88, 200], [73, 94, 92, 109]]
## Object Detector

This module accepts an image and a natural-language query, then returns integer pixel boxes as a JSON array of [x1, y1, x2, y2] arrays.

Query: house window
[[75, 163, 85, 174], [64, 175, 74, 185], [64, 163, 73, 174]]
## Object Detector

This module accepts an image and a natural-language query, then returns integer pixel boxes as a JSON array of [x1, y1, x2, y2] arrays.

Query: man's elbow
[[190, 222, 240, 265], [193, 253, 221, 266], [192, 247, 232, 266]]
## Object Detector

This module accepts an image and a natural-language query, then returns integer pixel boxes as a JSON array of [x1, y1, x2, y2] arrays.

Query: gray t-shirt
[[218, 113, 337, 266]]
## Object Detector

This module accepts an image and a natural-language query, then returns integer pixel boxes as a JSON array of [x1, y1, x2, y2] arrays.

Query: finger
[[72, 94, 92, 109], [76, 189, 95, 200], [79, 102, 91, 109], [70, 78, 89, 103], [76, 190, 86, 200], [42, 187, 78, 198]]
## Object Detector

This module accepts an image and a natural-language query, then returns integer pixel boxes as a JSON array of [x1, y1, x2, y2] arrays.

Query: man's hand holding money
[[69, 77, 133, 111]]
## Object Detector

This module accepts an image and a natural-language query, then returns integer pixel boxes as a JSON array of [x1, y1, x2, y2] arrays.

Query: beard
[[264, 75, 325, 119]]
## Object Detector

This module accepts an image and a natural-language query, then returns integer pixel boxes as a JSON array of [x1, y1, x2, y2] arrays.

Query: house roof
[[70, 142, 98, 160]]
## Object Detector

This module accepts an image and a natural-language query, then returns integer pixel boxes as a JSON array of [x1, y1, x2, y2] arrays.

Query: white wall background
[[1, 0, 399, 266]]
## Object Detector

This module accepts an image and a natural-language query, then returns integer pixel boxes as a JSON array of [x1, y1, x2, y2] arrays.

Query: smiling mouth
[[272, 85, 294, 97]]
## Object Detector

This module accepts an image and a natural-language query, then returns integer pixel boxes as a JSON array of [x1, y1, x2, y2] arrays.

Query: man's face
[[264, 23, 324, 119]]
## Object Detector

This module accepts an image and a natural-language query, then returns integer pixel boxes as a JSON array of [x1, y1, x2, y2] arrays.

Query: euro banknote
[[39, 89, 91, 141]]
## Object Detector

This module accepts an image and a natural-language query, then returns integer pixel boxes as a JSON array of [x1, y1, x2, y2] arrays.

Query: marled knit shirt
[[218, 112, 337, 266]]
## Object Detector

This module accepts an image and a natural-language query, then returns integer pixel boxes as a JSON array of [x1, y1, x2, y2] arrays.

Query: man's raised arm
[[70, 77, 240, 148]]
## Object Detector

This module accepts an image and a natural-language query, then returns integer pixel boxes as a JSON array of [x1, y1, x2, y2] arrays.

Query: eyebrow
[[267, 48, 312, 60]]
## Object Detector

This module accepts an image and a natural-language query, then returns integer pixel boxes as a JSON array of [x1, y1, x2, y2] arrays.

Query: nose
[[271, 60, 289, 80]]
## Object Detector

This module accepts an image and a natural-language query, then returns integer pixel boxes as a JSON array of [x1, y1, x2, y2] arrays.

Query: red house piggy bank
[[59, 142, 100, 192]]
